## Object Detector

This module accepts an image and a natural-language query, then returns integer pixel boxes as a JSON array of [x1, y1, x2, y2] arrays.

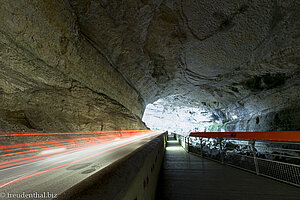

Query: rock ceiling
[[0, 0, 299, 132], [70, 0, 300, 122]]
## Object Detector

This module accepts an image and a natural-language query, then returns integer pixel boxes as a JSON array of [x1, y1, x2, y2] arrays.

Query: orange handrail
[[189, 131, 300, 143]]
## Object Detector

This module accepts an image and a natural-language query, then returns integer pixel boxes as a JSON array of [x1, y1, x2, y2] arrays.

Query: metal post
[[218, 138, 224, 164], [187, 136, 190, 152], [249, 140, 259, 175], [200, 138, 203, 157]]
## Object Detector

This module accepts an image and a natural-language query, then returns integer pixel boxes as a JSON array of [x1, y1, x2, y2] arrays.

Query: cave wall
[[226, 106, 300, 132], [0, 0, 299, 132], [0, 0, 146, 132], [69, 0, 300, 131]]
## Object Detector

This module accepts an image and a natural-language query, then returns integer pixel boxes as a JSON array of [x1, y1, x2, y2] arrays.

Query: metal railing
[[175, 131, 300, 187]]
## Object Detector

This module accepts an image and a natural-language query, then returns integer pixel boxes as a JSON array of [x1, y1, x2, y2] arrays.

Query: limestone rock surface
[[69, 0, 300, 131], [0, 0, 146, 132], [0, 0, 299, 132]]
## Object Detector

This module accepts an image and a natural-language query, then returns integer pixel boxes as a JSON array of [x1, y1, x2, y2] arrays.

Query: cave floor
[[156, 136, 300, 200]]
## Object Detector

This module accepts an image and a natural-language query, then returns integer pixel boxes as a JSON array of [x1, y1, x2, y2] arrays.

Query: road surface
[[0, 130, 162, 199]]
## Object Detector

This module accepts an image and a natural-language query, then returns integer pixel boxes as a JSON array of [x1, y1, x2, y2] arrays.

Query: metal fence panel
[[176, 134, 300, 187]]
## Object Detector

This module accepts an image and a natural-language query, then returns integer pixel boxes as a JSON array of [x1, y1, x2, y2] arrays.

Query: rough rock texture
[[0, 85, 146, 132], [70, 0, 300, 131], [0, 0, 299, 132], [0, 0, 146, 132]]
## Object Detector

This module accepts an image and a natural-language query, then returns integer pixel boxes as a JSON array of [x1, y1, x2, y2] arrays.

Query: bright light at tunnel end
[[142, 98, 213, 134]]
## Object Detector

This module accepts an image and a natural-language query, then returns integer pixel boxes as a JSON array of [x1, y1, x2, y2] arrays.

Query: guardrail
[[174, 131, 300, 187]]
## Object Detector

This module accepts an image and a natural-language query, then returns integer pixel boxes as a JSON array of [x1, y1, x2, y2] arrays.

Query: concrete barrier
[[59, 132, 167, 200]]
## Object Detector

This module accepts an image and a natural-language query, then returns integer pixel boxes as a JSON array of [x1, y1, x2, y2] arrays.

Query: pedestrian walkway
[[156, 136, 300, 200]]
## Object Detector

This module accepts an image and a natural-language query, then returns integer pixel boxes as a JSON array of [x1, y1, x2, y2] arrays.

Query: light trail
[[0, 131, 159, 168], [0, 135, 116, 149], [0, 130, 154, 137], [0, 135, 118, 152], [0, 139, 105, 157], [0, 130, 151, 135], [0, 137, 117, 168], [0, 132, 159, 188], [0, 131, 153, 157]]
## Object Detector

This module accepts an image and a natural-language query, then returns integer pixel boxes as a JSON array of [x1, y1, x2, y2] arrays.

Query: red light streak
[[0, 135, 116, 149], [0, 131, 153, 157], [0, 130, 153, 137], [0, 139, 101, 157], [0, 133, 158, 188], [0, 137, 120, 168], [0, 135, 116, 152]]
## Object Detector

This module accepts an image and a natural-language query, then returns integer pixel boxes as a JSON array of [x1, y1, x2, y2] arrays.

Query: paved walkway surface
[[156, 136, 300, 200]]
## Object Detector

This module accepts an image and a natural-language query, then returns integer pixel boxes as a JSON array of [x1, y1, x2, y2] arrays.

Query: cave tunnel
[[0, 1, 299, 200]]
